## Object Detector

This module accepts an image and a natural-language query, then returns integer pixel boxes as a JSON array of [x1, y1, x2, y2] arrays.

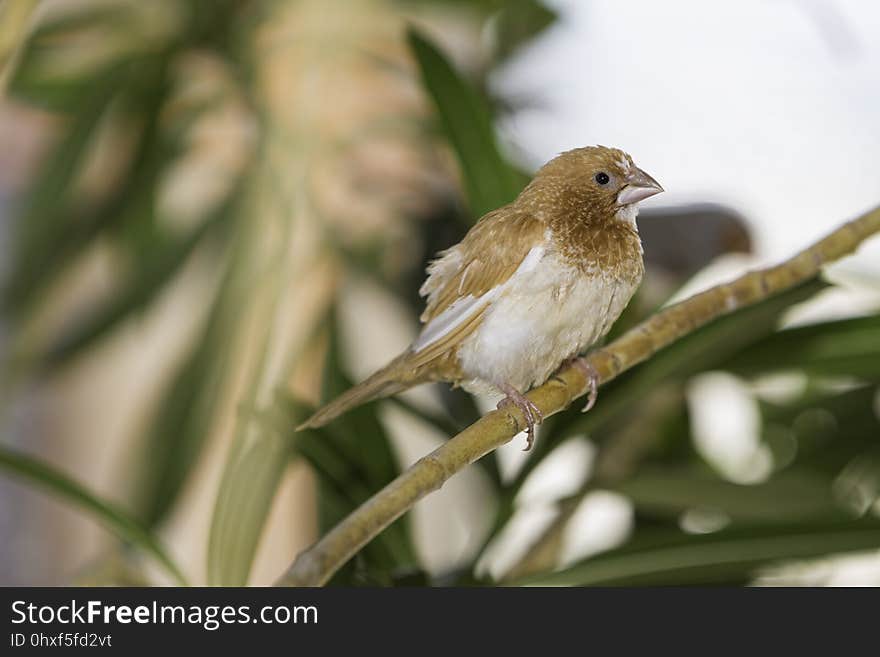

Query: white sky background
[[494, 0, 880, 272]]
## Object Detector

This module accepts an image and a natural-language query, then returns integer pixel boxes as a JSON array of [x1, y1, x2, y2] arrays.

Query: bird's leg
[[497, 384, 544, 451], [567, 357, 599, 413]]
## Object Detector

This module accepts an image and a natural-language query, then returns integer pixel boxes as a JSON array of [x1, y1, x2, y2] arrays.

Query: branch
[[277, 206, 880, 586], [502, 384, 679, 581]]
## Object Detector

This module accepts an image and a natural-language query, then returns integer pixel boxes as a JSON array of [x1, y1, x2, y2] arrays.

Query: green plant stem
[[276, 206, 880, 587]]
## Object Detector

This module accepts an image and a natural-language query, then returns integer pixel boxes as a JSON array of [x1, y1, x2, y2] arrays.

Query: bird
[[298, 145, 663, 449]]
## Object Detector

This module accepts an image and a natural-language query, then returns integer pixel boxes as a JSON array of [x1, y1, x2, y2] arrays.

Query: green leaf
[[513, 519, 880, 586], [132, 264, 235, 527], [3, 67, 124, 315], [726, 313, 880, 381], [612, 466, 844, 521], [38, 212, 225, 372], [5, 56, 173, 318], [761, 384, 880, 477], [493, 0, 558, 61], [8, 4, 143, 113], [26, 3, 129, 42], [206, 395, 296, 586], [316, 322, 403, 493], [0, 446, 186, 585], [269, 310, 422, 585], [204, 255, 310, 586], [407, 27, 525, 218], [0, 0, 39, 78]]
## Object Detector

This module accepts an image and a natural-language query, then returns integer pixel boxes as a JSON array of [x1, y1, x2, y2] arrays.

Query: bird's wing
[[409, 207, 546, 368]]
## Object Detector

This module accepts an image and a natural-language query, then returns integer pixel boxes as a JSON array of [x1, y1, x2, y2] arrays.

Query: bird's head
[[521, 145, 664, 228]]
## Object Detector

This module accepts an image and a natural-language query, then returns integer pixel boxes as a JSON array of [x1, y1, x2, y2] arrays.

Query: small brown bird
[[299, 146, 663, 448]]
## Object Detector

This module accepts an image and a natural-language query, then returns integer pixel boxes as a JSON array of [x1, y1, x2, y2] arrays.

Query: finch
[[299, 145, 663, 448]]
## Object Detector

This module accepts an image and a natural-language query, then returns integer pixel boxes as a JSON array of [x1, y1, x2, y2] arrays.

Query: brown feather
[[299, 145, 658, 429], [296, 354, 412, 430], [420, 208, 546, 323]]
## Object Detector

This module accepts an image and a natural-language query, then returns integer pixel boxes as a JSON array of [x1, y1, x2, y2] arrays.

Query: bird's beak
[[617, 167, 664, 205]]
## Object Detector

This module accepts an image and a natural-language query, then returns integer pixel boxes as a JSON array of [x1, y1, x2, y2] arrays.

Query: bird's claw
[[569, 357, 599, 412], [497, 386, 544, 451]]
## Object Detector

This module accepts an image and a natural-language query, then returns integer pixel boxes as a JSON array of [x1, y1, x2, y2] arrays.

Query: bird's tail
[[296, 355, 413, 430]]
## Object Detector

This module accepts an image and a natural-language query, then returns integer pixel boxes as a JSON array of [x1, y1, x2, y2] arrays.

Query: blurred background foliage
[[0, 0, 878, 587]]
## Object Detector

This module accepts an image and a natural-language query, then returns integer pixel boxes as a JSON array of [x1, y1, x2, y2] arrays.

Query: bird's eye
[[595, 172, 610, 185]]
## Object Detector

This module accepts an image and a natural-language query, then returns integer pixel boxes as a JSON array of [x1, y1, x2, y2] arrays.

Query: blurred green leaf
[[493, 0, 557, 61], [206, 395, 295, 586], [5, 56, 173, 318], [204, 236, 303, 585], [0, 0, 39, 80], [8, 2, 139, 113], [3, 67, 124, 314], [761, 384, 880, 477], [514, 519, 880, 586], [317, 320, 404, 491], [132, 263, 236, 527], [206, 302, 417, 586], [407, 27, 525, 218], [726, 313, 880, 381], [27, 3, 129, 41], [38, 213, 224, 371], [612, 466, 844, 521], [0, 446, 186, 585]]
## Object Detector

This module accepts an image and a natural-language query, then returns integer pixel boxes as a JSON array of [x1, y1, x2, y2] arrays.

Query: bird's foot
[[568, 357, 599, 413], [497, 385, 544, 451]]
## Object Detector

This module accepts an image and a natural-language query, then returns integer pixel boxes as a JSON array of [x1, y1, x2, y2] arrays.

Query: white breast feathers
[[415, 234, 637, 395]]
